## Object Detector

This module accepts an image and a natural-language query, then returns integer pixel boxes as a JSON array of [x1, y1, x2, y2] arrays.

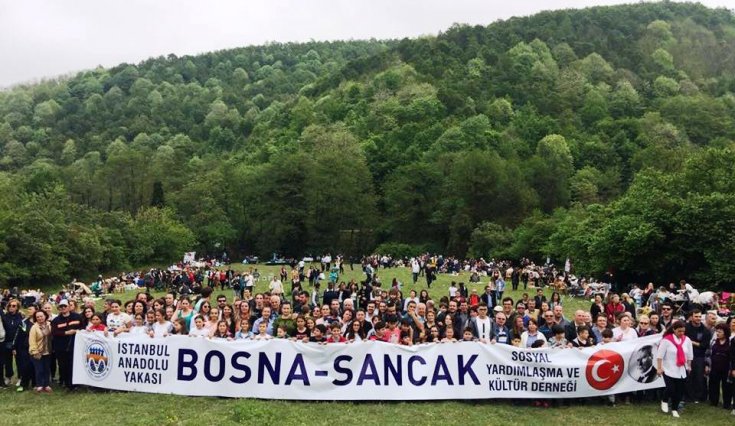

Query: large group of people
[[0, 255, 733, 419]]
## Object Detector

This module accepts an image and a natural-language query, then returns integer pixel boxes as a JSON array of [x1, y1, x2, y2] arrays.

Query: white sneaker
[[731, 409, 734, 416], [3, 378, 9, 386], [661, 401, 669, 413], [672, 410, 680, 418]]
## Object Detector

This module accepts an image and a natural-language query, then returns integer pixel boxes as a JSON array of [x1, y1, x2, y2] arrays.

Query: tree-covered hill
[[1, 2, 735, 288]]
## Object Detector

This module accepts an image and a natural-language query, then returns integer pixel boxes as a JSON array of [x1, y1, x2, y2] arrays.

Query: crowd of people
[[0, 255, 734, 419]]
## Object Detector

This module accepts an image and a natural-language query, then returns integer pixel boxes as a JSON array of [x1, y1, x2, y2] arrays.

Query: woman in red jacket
[[605, 293, 625, 324]]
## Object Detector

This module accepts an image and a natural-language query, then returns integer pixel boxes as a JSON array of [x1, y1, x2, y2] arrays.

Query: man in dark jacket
[[685, 309, 711, 403], [565, 309, 596, 345], [480, 286, 494, 310], [51, 300, 84, 390]]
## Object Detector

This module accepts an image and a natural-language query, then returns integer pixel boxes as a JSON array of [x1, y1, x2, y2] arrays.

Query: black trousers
[[686, 357, 706, 401], [16, 350, 34, 388], [3, 345, 18, 378], [50, 352, 57, 380], [56, 350, 74, 388], [663, 375, 687, 411], [708, 370, 733, 408], [0, 345, 5, 385]]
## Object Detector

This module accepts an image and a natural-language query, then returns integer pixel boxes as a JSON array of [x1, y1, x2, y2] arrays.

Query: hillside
[[1, 2, 735, 287]]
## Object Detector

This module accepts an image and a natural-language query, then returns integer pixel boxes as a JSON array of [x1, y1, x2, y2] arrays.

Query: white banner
[[73, 333, 663, 400]]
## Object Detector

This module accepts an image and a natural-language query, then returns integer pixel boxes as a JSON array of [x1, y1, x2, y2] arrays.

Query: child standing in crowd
[[275, 325, 289, 339], [548, 325, 567, 348], [172, 318, 188, 335], [128, 314, 148, 335], [310, 324, 327, 343], [441, 327, 457, 342], [327, 323, 346, 343], [150, 309, 173, 338], [253, 322, 272, 340], [570, 326, 594, 348], [293, 316, 309, 341], [461, 327, 475, 342], [189, 315, 210, 337], [212, 321, 233, 340], [234, 320, 251, 340], [86, 314, 108, 334]]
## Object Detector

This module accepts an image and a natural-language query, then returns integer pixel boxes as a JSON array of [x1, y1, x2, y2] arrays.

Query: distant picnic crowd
[[1, 255, 734, 418]]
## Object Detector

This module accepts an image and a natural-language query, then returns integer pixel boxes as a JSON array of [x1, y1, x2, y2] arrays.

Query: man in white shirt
[[243, 273, 254, 292], [269, 277, 283, 295], [470, 304, 493, 342], [411, 258, 421, 284]]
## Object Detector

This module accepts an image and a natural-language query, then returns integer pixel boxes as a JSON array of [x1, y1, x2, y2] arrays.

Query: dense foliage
[[1, 2, 735, 288]]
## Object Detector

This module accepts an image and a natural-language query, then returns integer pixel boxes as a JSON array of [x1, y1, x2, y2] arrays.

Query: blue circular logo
[[85, 339, 113, 380]]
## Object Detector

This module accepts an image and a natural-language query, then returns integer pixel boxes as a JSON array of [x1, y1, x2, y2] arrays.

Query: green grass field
[[3, 263, 733, 425]]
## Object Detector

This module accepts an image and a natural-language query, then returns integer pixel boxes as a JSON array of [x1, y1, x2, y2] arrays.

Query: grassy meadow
[[2, 263, 733, 426]]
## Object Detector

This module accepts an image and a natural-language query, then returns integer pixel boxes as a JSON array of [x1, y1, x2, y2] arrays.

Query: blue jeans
[[31, 354, 51, 388]]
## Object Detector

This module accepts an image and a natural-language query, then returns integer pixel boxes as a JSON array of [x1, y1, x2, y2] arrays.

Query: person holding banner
[[657, 320, 693, 418]]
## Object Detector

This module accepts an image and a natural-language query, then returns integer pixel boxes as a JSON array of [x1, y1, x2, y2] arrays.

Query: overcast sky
[[0, 0, 732, 87]]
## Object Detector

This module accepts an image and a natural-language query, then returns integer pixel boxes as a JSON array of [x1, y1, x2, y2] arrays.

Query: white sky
[[0, 0, 732, 87]]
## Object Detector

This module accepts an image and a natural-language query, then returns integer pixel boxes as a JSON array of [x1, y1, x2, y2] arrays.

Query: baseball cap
[[58, 299, 69, 307]]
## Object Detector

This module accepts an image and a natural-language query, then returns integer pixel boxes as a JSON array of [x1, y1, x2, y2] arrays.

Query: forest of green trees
[[1, 2, 735, 288]]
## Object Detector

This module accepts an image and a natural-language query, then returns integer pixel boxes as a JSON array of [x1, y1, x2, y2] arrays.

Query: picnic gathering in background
[[1, 253, 734, 419]]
